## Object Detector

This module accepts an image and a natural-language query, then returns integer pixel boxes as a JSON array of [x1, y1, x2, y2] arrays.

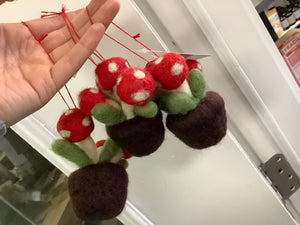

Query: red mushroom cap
[[95, 57, 129, 91], [116, 67, 156, 106], [186, 59, 203, 72], [57, 108, 94, 142], [145, 52, 189, 90], [78, 88, 106, 116], [122, 150, 133, 159], [96, 139, 106, 148]]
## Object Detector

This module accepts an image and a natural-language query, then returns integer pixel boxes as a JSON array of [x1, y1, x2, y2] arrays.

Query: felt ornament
[[54, 107, 130, 221], [148, 53, 227, 149], [92, 60, 165, 157]]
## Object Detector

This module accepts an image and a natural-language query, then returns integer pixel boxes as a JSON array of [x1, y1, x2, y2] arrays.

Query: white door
[[0, 0, 299, 224]]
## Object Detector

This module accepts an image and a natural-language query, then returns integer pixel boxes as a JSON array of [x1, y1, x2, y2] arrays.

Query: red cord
[[104, 33, 150, 63], [22, 19, 76, 109], [85, 6, 150, 63], [112, 22, 159, 57]]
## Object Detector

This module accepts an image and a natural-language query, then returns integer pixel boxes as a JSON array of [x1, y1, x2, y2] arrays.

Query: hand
[[0, 0, 14, 5], [0, 0, 120, 127]]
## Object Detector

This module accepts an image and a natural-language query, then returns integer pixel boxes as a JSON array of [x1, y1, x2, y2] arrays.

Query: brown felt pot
[[68, 162, 128, 221], [106, 110, 165, 157], [166, 91, 227, 149]]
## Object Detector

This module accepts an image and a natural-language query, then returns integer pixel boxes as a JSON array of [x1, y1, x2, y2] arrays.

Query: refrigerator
[[0, 0, 299, 224]]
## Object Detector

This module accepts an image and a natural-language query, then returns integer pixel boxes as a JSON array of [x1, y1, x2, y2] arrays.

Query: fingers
[[25, 9, 82, 38], [51, 23, 105, 89], [42, 0, 120, 53]]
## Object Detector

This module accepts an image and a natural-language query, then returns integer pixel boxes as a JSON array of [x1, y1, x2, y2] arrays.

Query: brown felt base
[[106, 110, 165, 157], [166, 91, 227, 149], [68, 162, 128, 221]]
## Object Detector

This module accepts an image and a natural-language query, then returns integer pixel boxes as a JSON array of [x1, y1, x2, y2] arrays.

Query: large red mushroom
[[57, 108, 98, 163], [116, 67, 156, 119], [145, 52, 190, 92]]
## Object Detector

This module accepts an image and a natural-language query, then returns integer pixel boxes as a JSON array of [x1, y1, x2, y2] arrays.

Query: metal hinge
[[260, 154, 300, 200]]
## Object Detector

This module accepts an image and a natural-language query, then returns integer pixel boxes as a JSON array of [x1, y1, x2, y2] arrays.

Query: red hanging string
[[104, 33, 150, 63], [85, 6, 150, 63], [22, 20, 76, 109], [56, 8, 99, 66], [111, 22, 159, 57], [85, 7, 105, 61]]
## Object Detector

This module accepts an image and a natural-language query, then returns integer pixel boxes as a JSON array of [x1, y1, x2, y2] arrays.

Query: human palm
[[0, 0, 119, 127]]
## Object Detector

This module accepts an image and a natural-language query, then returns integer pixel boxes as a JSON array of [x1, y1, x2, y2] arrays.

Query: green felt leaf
[[187, 69, 206, 100], [92, 103, 126, 126], [99, 138, 121, 163], [157, 92, 199, 115], [118, 159, 129, 169], [52, 139, 93, 168], [134, 101, 158, 118]]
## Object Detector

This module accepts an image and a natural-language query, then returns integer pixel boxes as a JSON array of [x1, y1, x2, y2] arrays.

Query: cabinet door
[[0, 0, 298, 224]]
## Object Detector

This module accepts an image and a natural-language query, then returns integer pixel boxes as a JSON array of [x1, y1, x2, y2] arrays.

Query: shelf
[[282, 20, 300, 36]]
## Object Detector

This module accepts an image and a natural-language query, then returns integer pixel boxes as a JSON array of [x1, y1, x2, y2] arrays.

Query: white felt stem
[[175, 80, 192, 96], [111, 150, 124, 163], [121, 102, 135, 120], [77, 136, 98, 163], [106, 99, 122, 110]]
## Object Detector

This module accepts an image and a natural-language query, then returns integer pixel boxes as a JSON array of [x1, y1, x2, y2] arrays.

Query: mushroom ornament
[[92, 58, 165, 157], [52, 106, 130, 221], [146, 53, 227, 149]]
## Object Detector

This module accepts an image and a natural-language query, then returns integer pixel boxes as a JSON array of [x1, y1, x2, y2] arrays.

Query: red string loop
[[41, 4, 67, 18], [132, 33, 140, 39]]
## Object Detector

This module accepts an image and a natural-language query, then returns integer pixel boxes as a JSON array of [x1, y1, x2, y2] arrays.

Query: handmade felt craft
[[92, 59, 165, 157], [146, 55, 227, 149], [53, 106, 130, 221], [40, 4, 228, 222]]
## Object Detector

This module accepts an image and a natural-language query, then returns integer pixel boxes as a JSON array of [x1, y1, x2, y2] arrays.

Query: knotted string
[[22, 7, 78, 109], [85, 6, 151, 63]]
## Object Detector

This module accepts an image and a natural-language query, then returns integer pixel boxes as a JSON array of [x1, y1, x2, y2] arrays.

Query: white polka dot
[[82, 117, 91, 127], [132, 90, 150, 102], [134, 70, 146, 79], [90, 88, 99, 94], [108, 62, 118, 73], [78, 96, 81, 105], [116, 76, 122, 85], [95, 76, 99, 85], [155, 57, 163, 64], [60, 130, 71, 138], [171, 63, 184, 76], [65, 110, 73, 116]]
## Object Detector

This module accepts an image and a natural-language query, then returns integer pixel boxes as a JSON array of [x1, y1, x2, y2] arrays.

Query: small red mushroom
[[95, 57, 129, 91], [186, 59, 203, 72], [145, 52, 189, 90], [78, 88, 106, 116], [57, 108, 98, 163], [116, 67, 156, 119]]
